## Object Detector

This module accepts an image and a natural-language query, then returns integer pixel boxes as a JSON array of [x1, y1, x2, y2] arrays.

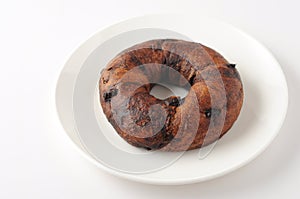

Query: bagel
[[99, 39, 243, 151]]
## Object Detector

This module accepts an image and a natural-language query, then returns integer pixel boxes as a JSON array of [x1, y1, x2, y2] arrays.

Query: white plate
[[55, 14, 288, 185]]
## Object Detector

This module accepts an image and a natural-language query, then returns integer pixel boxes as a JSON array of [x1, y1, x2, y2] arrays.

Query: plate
[[55, 14, 288, 185]]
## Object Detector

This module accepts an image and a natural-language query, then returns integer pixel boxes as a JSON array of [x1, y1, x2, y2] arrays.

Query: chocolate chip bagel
[[99, 39, 243, 151]]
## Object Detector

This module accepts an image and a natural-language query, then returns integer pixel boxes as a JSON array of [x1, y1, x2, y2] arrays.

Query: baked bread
[[99, 39, 243, 151]]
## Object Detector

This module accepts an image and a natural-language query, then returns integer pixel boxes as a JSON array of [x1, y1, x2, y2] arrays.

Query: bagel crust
[[99, 39, 243, 151]]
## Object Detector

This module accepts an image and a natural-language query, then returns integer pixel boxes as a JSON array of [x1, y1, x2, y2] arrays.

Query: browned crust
[[99, 39, 244, 151]]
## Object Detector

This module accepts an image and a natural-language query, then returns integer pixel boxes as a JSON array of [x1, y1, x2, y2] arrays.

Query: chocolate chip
[[162, 56, 167, 65], [205, 109, 212, 118], [103, 88, 118, 102], [144, 147, 152, 151], [102, 78, 108, 84], [205, 108, 221, 118], [226, 63, 236, 68], [189, 73, 196, 85], [168, 97, 182, 107]]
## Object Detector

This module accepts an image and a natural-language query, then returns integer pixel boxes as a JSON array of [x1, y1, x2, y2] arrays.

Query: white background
[[0, 0, 299, 198]]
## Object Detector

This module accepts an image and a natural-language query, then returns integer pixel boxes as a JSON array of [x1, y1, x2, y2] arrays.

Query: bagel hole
[[150, 82, 189, 100]]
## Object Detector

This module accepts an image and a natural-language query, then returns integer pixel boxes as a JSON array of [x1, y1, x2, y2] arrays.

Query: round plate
[[55, 14, 288, 185]]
